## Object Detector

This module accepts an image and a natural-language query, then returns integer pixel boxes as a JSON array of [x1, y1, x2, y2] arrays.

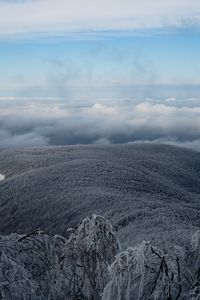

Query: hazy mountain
[[0, 143, 200, 248]]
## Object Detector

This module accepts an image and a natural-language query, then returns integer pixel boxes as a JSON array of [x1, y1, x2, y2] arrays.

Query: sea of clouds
[[0, 96, 200, 151]]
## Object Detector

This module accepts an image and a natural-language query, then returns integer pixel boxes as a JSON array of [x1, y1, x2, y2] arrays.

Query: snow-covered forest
[[0, 215, 199, 300], [1, 144, 200, 251]]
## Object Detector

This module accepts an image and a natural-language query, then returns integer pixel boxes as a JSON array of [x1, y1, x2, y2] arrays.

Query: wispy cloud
[[0, 0, 200, 39]]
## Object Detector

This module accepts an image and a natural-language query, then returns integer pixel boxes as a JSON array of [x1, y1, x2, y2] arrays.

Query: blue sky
[[1, 29, 200, 98], [0, 0, 200, 97]]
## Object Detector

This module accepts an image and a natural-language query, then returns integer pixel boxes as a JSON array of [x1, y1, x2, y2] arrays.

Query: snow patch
[[0, 174, 5, 181]]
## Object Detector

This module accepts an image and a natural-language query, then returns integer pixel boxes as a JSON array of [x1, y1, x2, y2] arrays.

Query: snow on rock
[[0, 174, 5, 181]]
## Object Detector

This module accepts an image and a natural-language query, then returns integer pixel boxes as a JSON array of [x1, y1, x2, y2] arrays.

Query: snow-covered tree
[[59, 215, 120, 299], [0, 215, 199, 300]]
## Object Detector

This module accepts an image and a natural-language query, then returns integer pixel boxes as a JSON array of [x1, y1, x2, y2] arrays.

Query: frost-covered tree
[[0, 215, 119, 300], [59, 215, 120, 299], [180, 231, 200, 300], [0, 215, 199, 300], [102, 234, 200, 300], [0, 230, 65, 300]]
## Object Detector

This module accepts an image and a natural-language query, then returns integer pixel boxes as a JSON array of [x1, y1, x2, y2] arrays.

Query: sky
[[0, 0, 200, 149]]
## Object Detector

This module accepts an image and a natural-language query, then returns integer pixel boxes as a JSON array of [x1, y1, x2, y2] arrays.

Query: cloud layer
[[1, 97, 200, 151], [0, 0, 200, 38]]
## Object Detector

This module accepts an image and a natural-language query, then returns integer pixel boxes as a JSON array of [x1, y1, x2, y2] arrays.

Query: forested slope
[[0, 144, 200, 248]]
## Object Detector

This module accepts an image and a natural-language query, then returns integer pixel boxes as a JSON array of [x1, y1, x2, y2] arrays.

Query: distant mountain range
[[0, 144, 200, 248]]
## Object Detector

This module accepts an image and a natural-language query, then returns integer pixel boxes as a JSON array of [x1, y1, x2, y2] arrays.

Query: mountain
[[0, 143, 200, 248]]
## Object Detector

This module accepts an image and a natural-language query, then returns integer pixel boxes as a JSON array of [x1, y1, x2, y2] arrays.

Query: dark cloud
[[0, 97, 200, 150]]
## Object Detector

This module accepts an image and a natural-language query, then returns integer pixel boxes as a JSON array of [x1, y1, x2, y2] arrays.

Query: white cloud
[[165, 97, 177, 102], [87, 103, 119, 117], [1, 97, 200, 150], [136, 102, 176, 114], [0, 0, 200, 38]]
